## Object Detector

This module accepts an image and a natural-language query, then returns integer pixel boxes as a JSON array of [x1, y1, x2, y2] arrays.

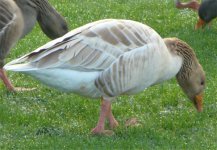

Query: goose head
[[164, 38, 205, 112], [36, 0, 68, 39]]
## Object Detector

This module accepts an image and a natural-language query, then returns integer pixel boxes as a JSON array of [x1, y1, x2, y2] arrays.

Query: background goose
[[175, 0, 217, 29], [195, 0, 217, 29], [0, 0, 68, 91], [4, 19, 206, 135], [175, 0, 200, 11]]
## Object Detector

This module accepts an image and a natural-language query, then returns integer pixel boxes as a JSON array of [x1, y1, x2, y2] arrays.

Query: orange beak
[[193, 93, 203, 112], [195, 18, 206, 29]]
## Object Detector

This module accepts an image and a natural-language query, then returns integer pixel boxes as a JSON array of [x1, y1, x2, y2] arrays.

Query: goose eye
[[200, 81, 204, 85]]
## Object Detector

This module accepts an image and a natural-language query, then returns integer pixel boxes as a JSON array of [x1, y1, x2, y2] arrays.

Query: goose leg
[[91, 99, 109, 135], [0, 68, 36, 92], [107, 103, 119, 129], [0, 68, 15, 91], [91, 98, 118, 135], [195, 18, 206, 29]]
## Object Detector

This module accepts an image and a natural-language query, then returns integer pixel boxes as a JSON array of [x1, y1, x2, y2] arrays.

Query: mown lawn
[[0, 0, 217, 149]]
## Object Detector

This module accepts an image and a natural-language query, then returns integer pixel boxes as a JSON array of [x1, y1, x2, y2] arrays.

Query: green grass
[[1, 0, 217, 149]]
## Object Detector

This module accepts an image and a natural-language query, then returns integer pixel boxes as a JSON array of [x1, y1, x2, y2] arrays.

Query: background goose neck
[[14, 0, 38, 37], [35, 0, 68, 39], [15, 0, 68, 39]]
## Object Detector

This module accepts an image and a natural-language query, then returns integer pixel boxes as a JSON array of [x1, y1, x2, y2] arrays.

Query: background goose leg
[[0, 68, 36, 92], [0, 68, 15, 91]]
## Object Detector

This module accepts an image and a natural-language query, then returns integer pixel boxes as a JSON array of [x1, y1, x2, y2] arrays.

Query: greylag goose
[[0, 0, 68, 91], [4, 19, 206, 135]]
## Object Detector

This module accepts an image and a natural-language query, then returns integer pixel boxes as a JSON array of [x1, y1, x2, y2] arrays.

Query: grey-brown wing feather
[[10, 19, 160, 75], [95, 44, 156, 97], [15, 20, 127, 70]]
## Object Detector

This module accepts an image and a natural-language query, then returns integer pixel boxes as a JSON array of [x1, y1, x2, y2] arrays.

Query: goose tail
[[4, 56, 36, 72]]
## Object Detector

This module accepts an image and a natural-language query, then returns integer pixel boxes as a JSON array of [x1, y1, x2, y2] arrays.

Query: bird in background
[[0, 0, 68, 91], [175, 0, 217, 29], [175, 0, 200, 11]]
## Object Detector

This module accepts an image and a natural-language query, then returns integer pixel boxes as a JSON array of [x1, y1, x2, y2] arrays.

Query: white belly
[[26, 69, 102, 98]]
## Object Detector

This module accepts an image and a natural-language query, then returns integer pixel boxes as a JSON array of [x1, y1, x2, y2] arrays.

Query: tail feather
[[4, 57, 36, 72]]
